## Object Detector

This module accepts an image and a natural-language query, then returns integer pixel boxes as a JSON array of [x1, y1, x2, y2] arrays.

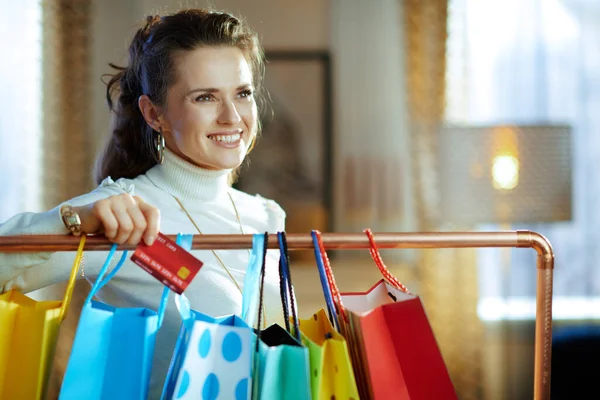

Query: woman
[[0, 8, 286, 397]]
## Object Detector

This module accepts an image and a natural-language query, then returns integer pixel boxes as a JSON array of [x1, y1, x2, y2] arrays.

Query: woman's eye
[[238, 89, 253, 99], [195, 94, 214, 102]]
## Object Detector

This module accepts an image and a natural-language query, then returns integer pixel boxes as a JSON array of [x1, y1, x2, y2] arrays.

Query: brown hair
[[94, 9, 265, 185]]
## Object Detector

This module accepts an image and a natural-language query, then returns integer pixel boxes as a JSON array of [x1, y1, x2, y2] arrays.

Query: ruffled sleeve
[[98, 176, 136, 195]]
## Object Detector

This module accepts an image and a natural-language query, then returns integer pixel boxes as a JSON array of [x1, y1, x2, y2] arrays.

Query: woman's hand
[[75, 194, 160, 246]]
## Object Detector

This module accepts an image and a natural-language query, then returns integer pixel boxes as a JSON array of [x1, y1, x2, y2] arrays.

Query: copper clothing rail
[[0, 230, 554, 400]]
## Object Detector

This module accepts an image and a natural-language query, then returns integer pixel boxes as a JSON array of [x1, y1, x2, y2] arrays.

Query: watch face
[[66, 214, 80, 226]]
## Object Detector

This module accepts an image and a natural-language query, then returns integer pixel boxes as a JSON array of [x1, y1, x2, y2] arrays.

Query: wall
[[329, 0, 416, 265], [89, 0, 138, 158], [137, 0, 330, 50]]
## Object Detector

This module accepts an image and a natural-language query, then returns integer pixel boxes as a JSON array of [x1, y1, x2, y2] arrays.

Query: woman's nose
[[217, 101, 242, 125]]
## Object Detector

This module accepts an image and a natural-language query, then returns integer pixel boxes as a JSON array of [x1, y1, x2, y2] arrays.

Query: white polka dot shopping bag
[[169, 310, 253, 400], [161, 236, 254, 400]]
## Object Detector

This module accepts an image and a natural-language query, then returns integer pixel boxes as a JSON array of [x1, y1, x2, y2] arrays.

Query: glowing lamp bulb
[[492, 155, 519, 190]]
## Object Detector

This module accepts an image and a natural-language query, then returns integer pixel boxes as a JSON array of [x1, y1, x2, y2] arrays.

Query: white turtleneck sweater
[[0, 149, 286, 398]]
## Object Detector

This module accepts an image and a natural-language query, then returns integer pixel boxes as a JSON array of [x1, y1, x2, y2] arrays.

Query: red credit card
[[131, 233, 203, 294]]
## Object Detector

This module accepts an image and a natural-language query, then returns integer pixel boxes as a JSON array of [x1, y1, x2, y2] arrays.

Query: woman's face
[[158, 46, 257, 170]]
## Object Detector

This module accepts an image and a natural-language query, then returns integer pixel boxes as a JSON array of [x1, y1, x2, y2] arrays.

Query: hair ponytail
[[93, 16, 164, 185]]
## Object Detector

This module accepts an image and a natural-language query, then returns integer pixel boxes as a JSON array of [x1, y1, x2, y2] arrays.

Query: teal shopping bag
[[242, 232, 312, 400], [59, 241, 171, 400]]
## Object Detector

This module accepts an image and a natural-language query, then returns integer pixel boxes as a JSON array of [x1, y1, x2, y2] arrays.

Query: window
[[446, 0, 600, 320], [0, 0, 42, 222]]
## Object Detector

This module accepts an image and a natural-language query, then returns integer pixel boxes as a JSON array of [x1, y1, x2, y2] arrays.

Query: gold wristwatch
[[60, 204, 82, 236]]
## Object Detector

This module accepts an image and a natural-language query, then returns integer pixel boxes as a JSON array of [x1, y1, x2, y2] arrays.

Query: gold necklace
[[172, 192, 246, 293], [173, 191, 267, 327]]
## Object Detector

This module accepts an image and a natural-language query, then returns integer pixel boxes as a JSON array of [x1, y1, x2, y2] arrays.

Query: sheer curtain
[[0, 0, 43, 222], [446, 0, 600, 319]]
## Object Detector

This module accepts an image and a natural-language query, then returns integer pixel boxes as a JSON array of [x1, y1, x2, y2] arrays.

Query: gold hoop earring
[[155, 129, 165, 164]]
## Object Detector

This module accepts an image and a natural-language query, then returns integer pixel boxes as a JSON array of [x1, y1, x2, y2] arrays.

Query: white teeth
[[209, 133, 241, 143]]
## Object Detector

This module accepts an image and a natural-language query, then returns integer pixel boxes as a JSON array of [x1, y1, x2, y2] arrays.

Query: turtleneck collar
[[144, 148, 232, 202]]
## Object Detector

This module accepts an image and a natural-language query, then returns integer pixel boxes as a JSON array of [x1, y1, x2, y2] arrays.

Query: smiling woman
[[0, 8, 286, 398]]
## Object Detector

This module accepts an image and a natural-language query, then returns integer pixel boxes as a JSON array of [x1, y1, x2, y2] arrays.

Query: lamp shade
[[437, 124, 572, 224]]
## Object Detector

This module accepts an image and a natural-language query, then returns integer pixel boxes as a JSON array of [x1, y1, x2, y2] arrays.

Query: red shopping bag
[[313, 229, 458, 400]]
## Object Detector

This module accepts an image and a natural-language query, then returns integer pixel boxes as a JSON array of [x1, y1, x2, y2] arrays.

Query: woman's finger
[[110, 198, 135, 244], [93, 199, 119, 239], [136, 196, 160, 246], [125, 197, 148, 246]]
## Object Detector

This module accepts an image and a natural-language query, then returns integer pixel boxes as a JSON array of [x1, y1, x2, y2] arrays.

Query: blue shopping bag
[[59, 240, 172, 400]]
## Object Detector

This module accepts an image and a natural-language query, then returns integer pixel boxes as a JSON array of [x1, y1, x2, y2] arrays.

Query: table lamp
[[437, 124, 572, 225]]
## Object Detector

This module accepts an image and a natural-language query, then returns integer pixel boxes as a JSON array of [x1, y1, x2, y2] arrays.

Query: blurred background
[[1, 0, 598, 398]]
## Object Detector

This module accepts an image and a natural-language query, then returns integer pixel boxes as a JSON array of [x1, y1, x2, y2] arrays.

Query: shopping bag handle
[[311, 230, 343, 330], [278, 232, 291, 332], [245, 233, 269, 400], [59, 235, 87, 321], [156, 234, 191, 327], [173, 234, 203, 327], [364, 229, 412, 294], [152, 234, 193, 327], [82, 235, 194, 328], [255, 232, 269, 338], [241, 233, 267, 326], [277, 231, 301, 342], [84, 243, 127, 304]]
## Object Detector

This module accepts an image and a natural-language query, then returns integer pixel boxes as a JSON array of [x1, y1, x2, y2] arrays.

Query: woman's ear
[[138, 95, 161, 131]]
